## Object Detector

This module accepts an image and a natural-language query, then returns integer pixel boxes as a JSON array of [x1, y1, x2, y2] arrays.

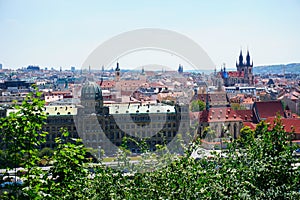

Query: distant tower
[[115, 62, 120, 81], [236, 49, 254, 85], [140, 67, 146, 81], [0, 63, 2, 70], [141, 67, 145, 75], [178, 64, 183, 73], [60, 66, 62, 72], [89, 65, 91, 73]]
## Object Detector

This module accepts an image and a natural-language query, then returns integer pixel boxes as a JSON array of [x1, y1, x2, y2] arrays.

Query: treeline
[[0, 90, 299, 199]]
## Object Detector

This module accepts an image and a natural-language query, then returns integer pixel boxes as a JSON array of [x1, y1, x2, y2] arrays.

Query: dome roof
[[81, 81, 103, 101]]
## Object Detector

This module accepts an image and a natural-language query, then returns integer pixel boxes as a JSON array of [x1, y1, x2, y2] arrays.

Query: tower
[[236, 50, 244, 73], [115, 62, 120, 82], [178, 64, 183, 73], [140, 67, 146, 81], [245, 50, 253, 85], [236, 49, 254, 85]]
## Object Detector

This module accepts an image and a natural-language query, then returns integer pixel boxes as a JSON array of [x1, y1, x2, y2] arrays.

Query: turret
[[238, 50, 243, 66], [246, 50, 251, 66], [115, 62, 120, 81]]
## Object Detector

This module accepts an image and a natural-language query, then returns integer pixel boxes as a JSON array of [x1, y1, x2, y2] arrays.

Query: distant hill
[[253, 63, 300, 74]]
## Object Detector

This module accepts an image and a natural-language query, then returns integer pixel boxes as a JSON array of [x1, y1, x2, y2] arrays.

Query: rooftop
[[108, 103, 175, 115]]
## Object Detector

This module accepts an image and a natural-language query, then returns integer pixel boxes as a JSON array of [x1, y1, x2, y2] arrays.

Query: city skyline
[[1, 0, 300, 70]]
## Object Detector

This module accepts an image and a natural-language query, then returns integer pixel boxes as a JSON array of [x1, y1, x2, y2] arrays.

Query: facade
[[220, 50, 254, 86], [198, 107, 243, 140], [41, 81, 189, 155]]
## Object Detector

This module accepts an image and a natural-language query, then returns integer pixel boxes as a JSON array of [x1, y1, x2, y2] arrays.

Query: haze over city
[[1, 0, 300, 70]]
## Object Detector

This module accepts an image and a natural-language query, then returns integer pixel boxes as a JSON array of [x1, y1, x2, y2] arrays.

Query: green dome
[[81, 81, 103, 101]]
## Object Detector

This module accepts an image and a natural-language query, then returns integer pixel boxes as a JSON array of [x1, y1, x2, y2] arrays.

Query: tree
[[190, 100, 205, 112], [1, 89, 300, 199], [0, 87, 48, 198], [230, 103, 246, 110]]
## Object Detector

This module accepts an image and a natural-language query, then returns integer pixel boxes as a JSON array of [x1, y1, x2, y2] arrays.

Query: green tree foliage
[[230, 103, 246, 110], [38, 147, 54, 158], [190, 100, 205, 112], [0, 92, 299, 199]]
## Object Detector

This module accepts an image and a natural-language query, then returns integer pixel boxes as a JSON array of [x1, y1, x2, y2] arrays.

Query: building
[[41, 81, 189, 155], [198, 107, 243, 140], [220, 50, 254, 86], [265, 117, 300, 140], [252, 101, 285, 123]]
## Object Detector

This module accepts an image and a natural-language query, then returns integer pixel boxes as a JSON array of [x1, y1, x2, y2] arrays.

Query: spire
[[246, 50, 251, 66], [239, 49, 243, 66], [115, 62, 120, 81], [115, 62, 120, 71], [141, 67, 145, 74], [178, 64, 183, 73]]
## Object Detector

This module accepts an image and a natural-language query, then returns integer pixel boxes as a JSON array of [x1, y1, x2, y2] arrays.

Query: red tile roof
[[243, 122, 257, 130], [227, 71, 244, 77], [254, 101, 284, 120], [265, 117, 300, 134], [97, 80, 115, 88], [235, 110, 254, 122], [199, 107, 243, 123]]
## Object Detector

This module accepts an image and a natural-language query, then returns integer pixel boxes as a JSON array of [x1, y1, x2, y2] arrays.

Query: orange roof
[[265, 117, 300, 134], [227, 71, 244, 77], [199, 107, 243, 123], [254, 101, 285, 120], [235, 110, 254, 122], [243, 122, 257, 130], [97, 80, 115, 88]]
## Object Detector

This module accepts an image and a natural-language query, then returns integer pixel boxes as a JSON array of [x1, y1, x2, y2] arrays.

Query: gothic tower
[[115, 62, 120, 82], [236, 49, 254, 85]]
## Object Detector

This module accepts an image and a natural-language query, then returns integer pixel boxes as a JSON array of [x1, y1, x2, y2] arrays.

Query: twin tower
[[236, 50, 254, 85]]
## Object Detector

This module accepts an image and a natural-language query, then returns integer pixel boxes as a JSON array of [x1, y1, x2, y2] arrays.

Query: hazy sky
[[0, 0, 300, 70]]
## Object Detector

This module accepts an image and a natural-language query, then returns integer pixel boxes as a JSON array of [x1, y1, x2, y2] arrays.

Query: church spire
[[115, 62, 120, 81], [239, 49, 243, 66], [246, 50, 251, 66], [115, 62, 120, 71]]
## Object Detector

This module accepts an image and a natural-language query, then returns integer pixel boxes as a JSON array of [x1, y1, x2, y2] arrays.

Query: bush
[[1, 91, 299, 199]]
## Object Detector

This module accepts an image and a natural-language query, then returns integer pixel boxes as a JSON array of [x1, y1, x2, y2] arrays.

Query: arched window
[[234, 124, 237, 139]]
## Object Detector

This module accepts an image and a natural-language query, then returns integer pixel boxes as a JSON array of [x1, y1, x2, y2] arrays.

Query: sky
[[0, 0, 300, 71]]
